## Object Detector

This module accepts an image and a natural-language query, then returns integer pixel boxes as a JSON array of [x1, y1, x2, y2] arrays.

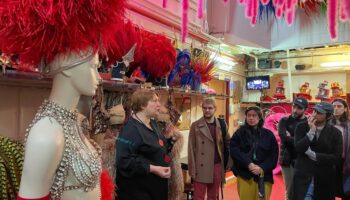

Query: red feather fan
[[138, 30, 176, 77], [107, 21, 143, 68], [0, 0, 126, 69]]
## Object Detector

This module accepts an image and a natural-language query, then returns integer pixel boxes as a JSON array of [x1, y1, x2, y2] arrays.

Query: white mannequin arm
[[18, 117, 64, 198]]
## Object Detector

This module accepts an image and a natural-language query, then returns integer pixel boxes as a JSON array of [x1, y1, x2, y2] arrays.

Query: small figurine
[[330, 82, 346, 101], [296, 82, 312, 100], [273, 80, 286, 100], [315, 80, 330, 101]]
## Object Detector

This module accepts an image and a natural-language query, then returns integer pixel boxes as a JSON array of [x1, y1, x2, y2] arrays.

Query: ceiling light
[[320, 61, 350, 67]]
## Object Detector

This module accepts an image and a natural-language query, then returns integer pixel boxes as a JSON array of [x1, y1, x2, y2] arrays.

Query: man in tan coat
[[188, 97, 231, 200]]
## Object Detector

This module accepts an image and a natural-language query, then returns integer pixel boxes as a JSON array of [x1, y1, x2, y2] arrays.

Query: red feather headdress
[[0, 0, 126, 69]]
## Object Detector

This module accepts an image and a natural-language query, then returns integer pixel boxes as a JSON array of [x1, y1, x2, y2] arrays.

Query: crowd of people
[[115, 89, 350, 200]]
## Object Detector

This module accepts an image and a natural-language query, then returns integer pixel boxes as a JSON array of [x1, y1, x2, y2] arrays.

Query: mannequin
[[18, 49, 102, 200]]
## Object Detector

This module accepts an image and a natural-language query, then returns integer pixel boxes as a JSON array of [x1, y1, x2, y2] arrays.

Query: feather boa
[[182, 0, 189, 43], [0, 0, 126, 69]]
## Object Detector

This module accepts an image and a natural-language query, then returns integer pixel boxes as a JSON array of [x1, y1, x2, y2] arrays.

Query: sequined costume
[[25, 100, 102, 200]]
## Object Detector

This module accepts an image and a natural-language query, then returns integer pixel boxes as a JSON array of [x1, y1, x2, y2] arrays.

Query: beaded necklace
[[25, 100, 102, 200]]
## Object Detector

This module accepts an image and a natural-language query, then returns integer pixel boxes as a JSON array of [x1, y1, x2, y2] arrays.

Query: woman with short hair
[[116, 89, 172, 200]]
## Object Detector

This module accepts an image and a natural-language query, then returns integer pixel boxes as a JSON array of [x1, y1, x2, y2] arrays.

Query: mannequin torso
[[18, 51, 102, 200]]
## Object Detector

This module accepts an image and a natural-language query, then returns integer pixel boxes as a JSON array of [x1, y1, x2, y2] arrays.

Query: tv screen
[[246, 75, 270, 90]]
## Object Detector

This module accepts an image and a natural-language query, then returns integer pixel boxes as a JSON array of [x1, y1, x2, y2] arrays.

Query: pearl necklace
[[25, 100, 102, 200]]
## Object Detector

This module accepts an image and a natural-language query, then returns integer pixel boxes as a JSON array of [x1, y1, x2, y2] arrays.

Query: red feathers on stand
[[0, 0, 126, 69], [138, 30, 176, 78], [107, 21, 143, 68], [100, 169, 115, 200]]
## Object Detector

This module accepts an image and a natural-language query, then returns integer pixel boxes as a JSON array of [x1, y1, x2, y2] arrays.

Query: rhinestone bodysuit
[[25, 100, 102, 200]]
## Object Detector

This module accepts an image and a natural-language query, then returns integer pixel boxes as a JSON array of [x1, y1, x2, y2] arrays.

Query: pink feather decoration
[[245, 0, 253, 18], [273, 0, 279, 6], [343, 0, 350, 21], [162, 0, 167, 8], [327, 0, 338, 40], [340, 0, 347, 22], [182, 0, 189, 43], [197, 0, 204, 19], [261, 0, 270, 6], [239, 0, 246, 4], [286, 0, 293, 10], [286, 7, 295, 26], [250, 0, 259, 27], [276, 6, 284, 19], [224, 0, 229, 3]]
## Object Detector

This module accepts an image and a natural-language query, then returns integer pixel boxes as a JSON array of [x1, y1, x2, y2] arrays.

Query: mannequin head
[[48, 50, 101, 100]]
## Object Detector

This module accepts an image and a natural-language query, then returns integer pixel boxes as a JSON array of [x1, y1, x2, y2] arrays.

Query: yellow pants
[[237, 176, 272, 200]]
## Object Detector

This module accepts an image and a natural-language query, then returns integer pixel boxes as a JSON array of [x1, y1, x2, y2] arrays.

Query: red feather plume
[[107, 21, 143, 67], [190, 52, 215, 84], [100, 169, 115, 200], [0, 0, 126, 69], [139, 30, 176, 77]]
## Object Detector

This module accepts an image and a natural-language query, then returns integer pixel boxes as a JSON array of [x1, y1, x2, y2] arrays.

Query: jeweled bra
[[25, 100, 102, 200]]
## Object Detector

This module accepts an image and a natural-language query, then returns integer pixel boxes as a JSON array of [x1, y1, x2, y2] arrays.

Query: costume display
[[0, 0, 126, 199], [26, 100, 102, 199]]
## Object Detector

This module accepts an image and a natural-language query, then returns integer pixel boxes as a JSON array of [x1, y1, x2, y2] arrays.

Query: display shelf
[[0, 71, 233, 98]]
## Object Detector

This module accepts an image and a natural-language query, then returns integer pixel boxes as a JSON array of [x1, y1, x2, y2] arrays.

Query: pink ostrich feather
[[340, 0, 347, 22], [250, 0, 259, 26], [327, 0, 338, 40], [245, 0, 253, 18], [182, 0, 189, 43], [162, 0, 167, 8], [239, 0, 246, 4], [286, 7, 295, 26], [197, 0, 204, 19], [276, 6, 284, 19], [343, 0, 350, 21], [286, 0, 293, 10]]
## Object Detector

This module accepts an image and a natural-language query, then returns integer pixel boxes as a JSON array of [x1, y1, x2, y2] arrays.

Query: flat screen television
[[246, 75, 270, 90]]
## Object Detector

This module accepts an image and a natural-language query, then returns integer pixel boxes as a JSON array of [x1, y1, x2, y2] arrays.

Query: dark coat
[[230, 125, 279, 183], [116, 118, 170, 200], [292, 121, 342, 200], [278, 116, 307, 166]]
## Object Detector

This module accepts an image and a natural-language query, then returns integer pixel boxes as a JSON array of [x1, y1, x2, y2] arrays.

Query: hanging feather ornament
[[327, 0, 338, 40], [163, 0, 167, 8], [0, 0, 126, 70], [182, 0, 189, 43], [197, 0, 204, 18]]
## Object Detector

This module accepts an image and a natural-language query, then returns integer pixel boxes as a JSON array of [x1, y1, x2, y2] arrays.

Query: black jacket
[[230, 125, 279, 183], [278, 116, 307, 166], [292, 121, 342, 200], [116, 118, 170, 200]]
